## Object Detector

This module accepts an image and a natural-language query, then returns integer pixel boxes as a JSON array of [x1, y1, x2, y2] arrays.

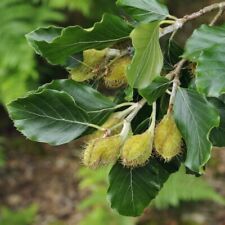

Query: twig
[[210, 7, 224, 26], [160, 1, 225, 37], [119, 99, 147, 141], [148, 102, 157, 133], [125, 99, 147, 123], [167, 59, 186, 113]]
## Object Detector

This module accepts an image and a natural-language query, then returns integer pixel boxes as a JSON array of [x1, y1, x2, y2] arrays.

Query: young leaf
[[183, 24, 225, 61], [26, 14, 133, 66], [139, 76, 171, 105], [209, 98, 225, 147], [7, 90, 90, 146], [127, 21, 163, 89], [196, 45, 225, 97], [117, 0, 169, 23], [107, 159, 177, 216], [174, 88, 219, 174]]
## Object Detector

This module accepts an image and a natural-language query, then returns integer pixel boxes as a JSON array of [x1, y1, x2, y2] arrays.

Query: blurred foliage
[[154, 166, 225, 209], [48, 0, 118, 19], [0, 137, 5, 167], [0, 204, 38, 225], [77, 166, 135, 225], [0, 0, 64, 104], [0, 0, 118, 105], [77, 165, 225, 221]]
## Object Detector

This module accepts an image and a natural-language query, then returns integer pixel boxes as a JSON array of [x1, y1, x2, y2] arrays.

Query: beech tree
[[7, 0, 225, 217]]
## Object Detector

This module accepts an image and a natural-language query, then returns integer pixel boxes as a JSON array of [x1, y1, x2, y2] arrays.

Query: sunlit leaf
[[127, 22, 163, 89]]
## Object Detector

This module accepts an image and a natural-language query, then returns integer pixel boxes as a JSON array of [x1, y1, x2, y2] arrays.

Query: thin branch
[[125, 99, 147, 123], [160, 1, 225, 37], [167, 59, 186, 114], [119, 99, 147, 141], [210, 7, 224, 26]]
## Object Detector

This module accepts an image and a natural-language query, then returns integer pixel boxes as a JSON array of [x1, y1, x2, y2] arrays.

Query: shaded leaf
[[107, 159, 177, 216], [26, 14, 133, 66], [183, 24, 225, 61], [209, 98, 225, 147], [117, 0, 169, 23], [7, 90, 90, 145], [196, 44, 225, 97], [139, 76, 171, 105], [174, 88, 219, 173], [127, 22, 163, 89]]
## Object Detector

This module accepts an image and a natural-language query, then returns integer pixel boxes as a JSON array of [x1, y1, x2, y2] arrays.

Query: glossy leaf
[[26, 14, 133, 66], [39, 79, 115, 112], [183, 24, 225, 61], [7, 90, 90, 146], [39, 79, 116, 125], [139, 77, 171, 105], [196, 45, 225, 97], [117, 0, 169, 23], [108, 159, 177, 216], [209, 98, 225, 147], [127, 22, 163, 89], [174, 88, 219, 173]]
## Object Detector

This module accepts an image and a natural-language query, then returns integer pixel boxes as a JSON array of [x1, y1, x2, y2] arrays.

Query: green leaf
[[154, 166, 225, 209], [107, 159, 177, 216], [196, 44, 225, 97], [139, 76, 171, 105], [127, 22, 163, 89], [39, 79, 116, 125], [0, 0, 64, 104], [26, 14, 133, 66], [117, 0, 169, 23], [183, 24, 225, 61], [39, 79, 115, 112], [174, 88, 219, 173], [209, 98, 225, 147], [7, 89, 90, 146]]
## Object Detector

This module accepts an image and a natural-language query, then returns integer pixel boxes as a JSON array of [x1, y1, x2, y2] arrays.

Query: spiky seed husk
[[121, 131, 153, 168], [71, 49, 107, 82], [154, 114, 182, 161], [83, 135, 121, 169], [104, 56, 131, 88]]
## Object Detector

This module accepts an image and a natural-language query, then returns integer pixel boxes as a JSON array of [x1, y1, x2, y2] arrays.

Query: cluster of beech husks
[[70, 48, 131, 88], [72, 48, 183, 169], [83, 111, 182, 169]]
